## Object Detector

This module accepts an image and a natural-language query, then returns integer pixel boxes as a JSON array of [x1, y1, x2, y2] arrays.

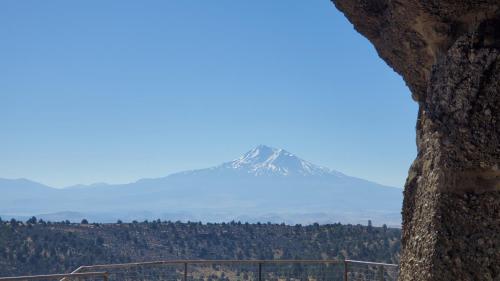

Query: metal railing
[[344, 260, 398, 281], [0, 260, 399, 281], [0, 272, 108, 281]]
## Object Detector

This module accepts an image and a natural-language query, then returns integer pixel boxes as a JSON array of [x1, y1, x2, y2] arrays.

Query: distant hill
[[0, 219, 401, 276], [0, 145, 402, 225]]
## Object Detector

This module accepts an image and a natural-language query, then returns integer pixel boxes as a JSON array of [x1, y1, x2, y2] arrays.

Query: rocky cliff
[[331, 1, 500, 280]]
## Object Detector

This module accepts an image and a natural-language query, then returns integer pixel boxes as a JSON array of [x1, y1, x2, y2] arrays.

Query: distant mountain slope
[[218, 145, 339, 177], [0, 145, 403, 225], [0, 178, 54, 194]]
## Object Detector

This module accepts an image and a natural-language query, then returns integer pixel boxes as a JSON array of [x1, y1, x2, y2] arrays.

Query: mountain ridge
[[0, 145, 402, 225], [0, 145, 393, 189]]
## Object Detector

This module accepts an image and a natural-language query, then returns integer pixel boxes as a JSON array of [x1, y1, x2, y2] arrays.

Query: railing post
[[258, 263, 262, 281], [343, 260, 348, 281], [378, 265, 384, 281], [184, 262, 188, 281]]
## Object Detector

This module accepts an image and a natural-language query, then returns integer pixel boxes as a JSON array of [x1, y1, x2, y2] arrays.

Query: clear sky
[[0, 0, 418, 188]]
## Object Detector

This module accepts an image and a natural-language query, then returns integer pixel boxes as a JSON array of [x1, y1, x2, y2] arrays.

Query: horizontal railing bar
[[78, 259, 347, 270], [58, 266, 86, 281], [345, 260, 399, 267], [0, 272, 108, 281]]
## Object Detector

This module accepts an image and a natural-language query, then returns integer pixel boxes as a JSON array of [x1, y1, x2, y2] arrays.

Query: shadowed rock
[[331, 1, 500, 280]]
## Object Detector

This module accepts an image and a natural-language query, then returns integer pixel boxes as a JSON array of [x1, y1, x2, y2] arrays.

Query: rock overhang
[[330, 1, 500, 280], [332, 0, 500, 101]]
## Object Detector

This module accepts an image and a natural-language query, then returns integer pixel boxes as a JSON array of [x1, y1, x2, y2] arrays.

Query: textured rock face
[[332, 1, 500, 280]]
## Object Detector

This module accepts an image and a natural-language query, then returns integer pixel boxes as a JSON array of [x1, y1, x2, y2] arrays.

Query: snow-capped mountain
[[0, 145, 403, 226], [219, 145, 342, 177]]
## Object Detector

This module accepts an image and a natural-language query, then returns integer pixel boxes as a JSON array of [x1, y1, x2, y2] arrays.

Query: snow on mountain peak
[[221, 145, 343, 177]]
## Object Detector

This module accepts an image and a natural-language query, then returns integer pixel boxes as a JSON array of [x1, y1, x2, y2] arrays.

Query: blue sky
[[0, 0, 417, 188]]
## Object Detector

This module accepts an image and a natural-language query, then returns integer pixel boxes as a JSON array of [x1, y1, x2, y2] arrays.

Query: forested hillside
[[0, 218, 400, 276]]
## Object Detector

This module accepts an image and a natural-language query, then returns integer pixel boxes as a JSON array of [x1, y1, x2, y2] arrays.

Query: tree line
[[0, 217, 400, 276]]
